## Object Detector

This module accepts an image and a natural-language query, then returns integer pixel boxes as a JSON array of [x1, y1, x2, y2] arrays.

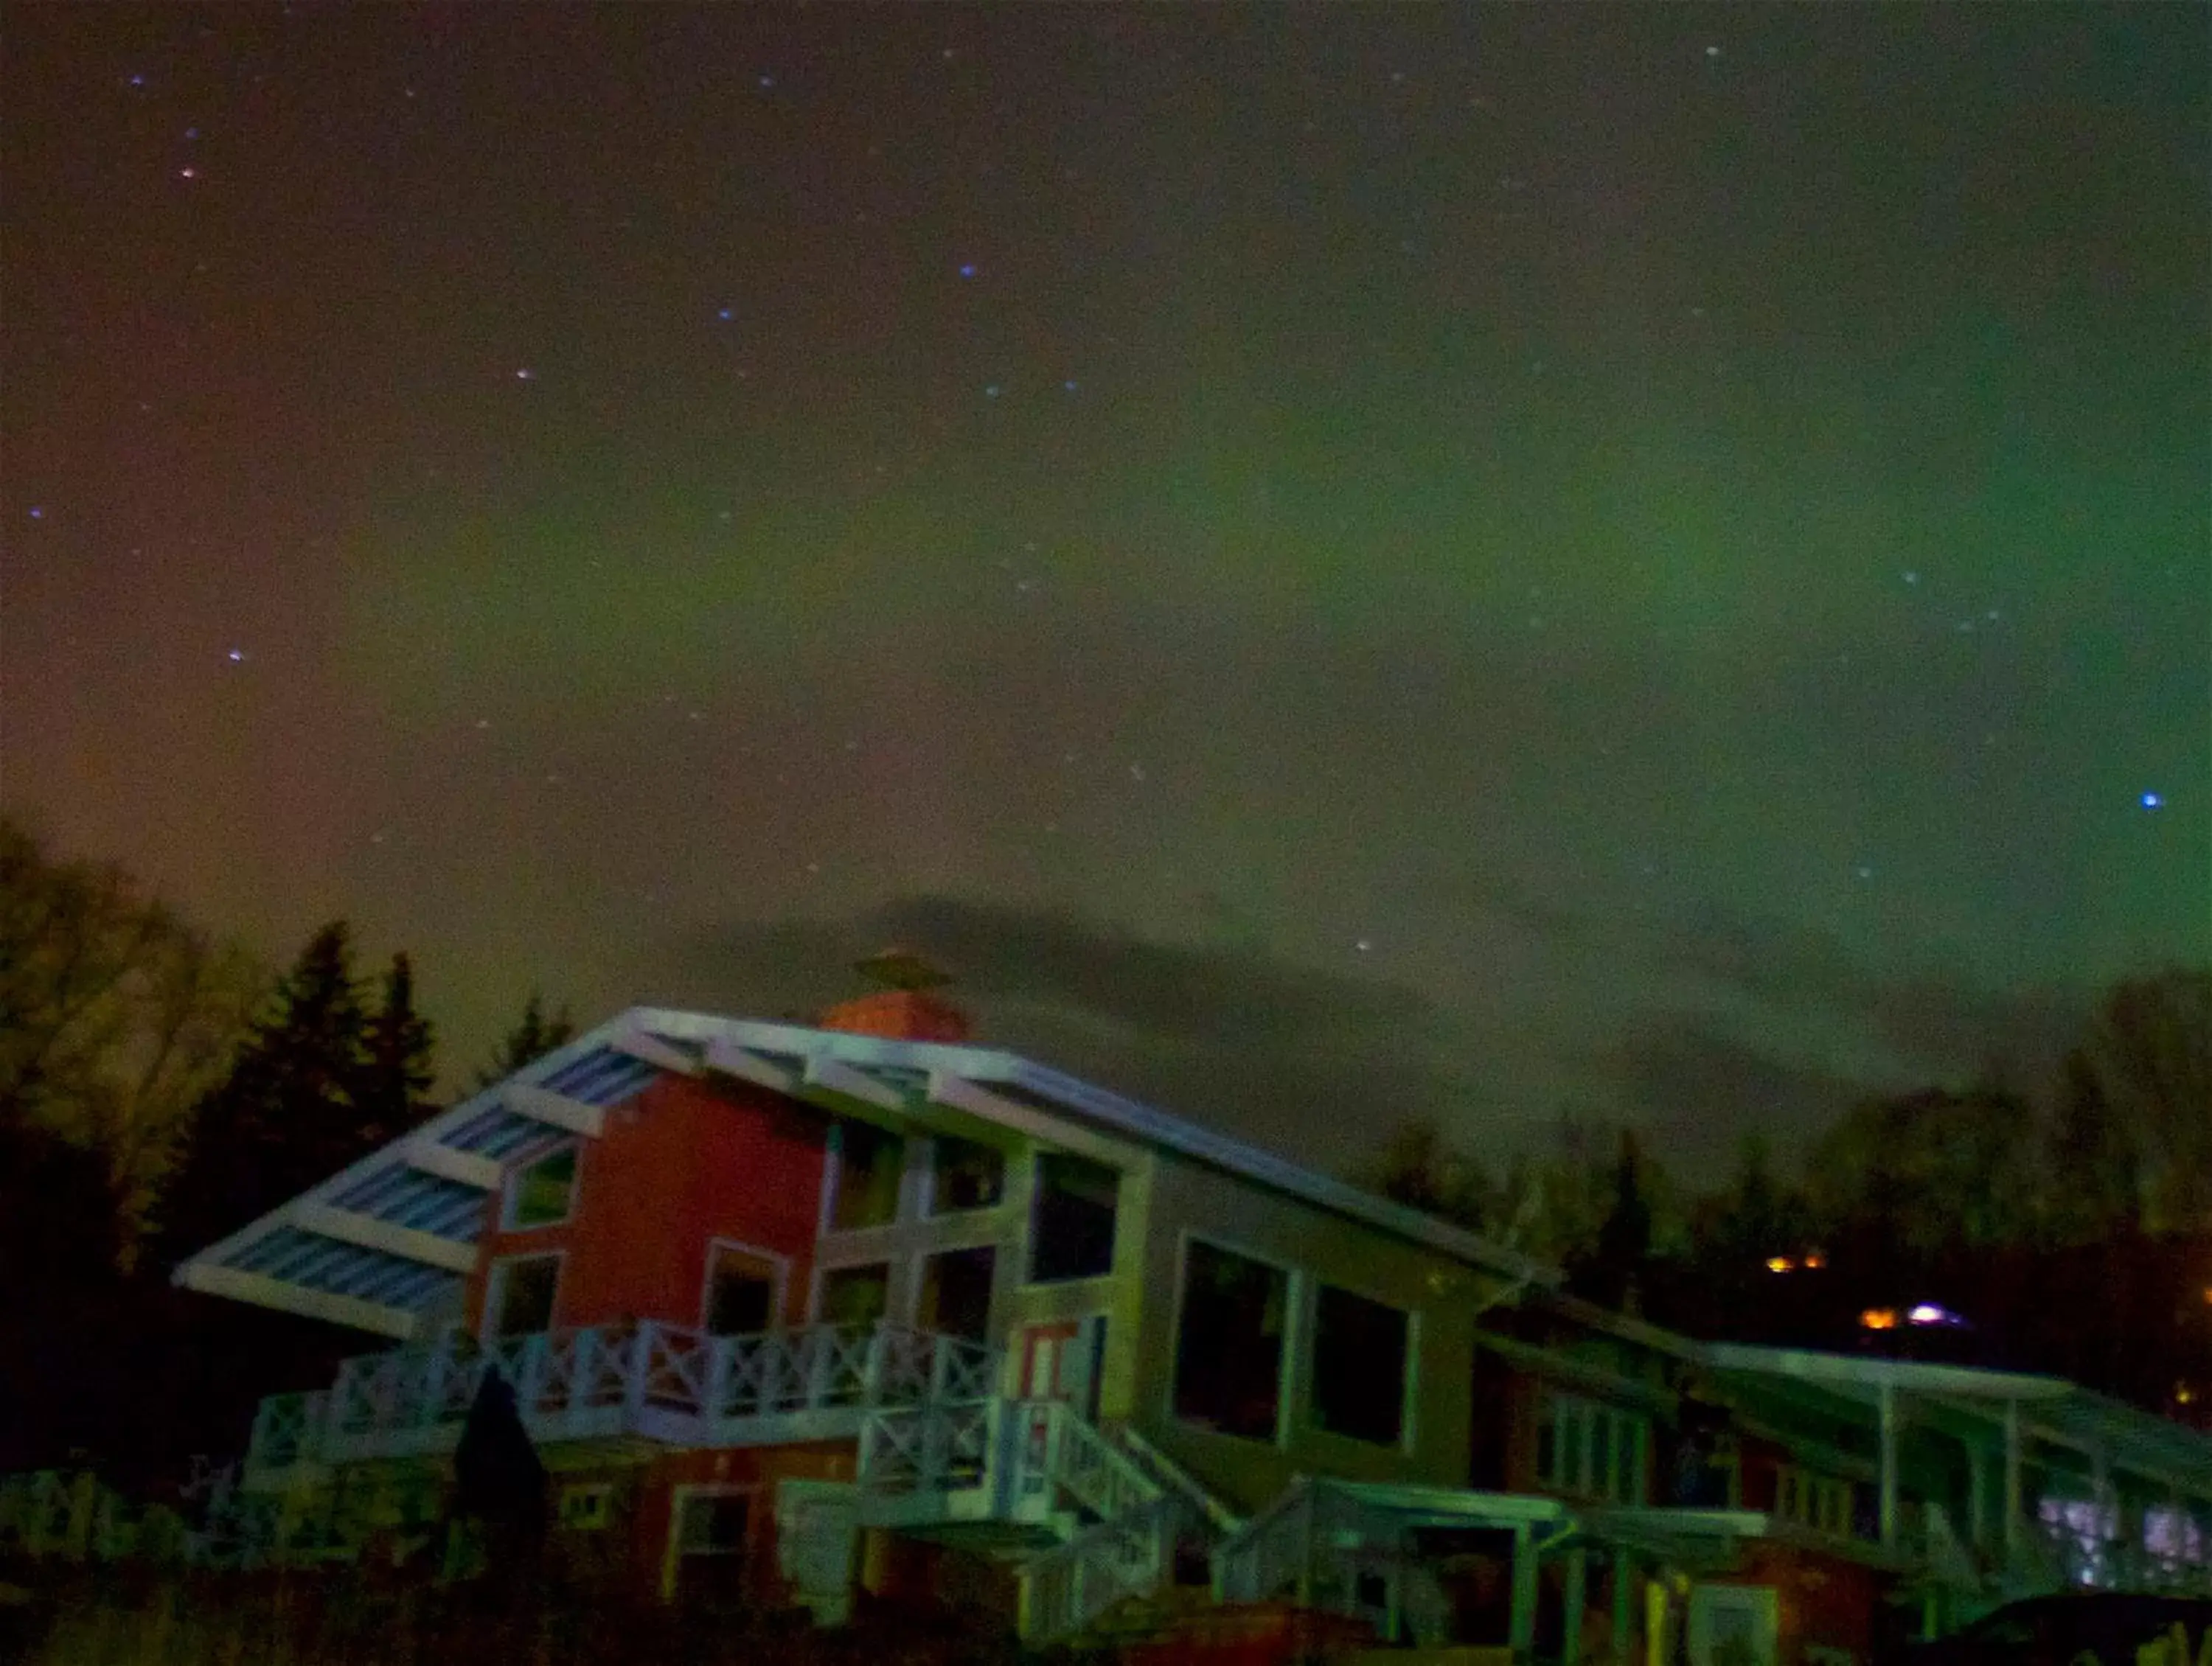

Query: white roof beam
[[803, 1054, 906, 1112], [290, 1202, 478, 1274], [176, 1263, 418, 1339], [505, 1084, 605, 1139], [404, 1140, 503, 1191], [704, 1036, 799, 1093], [612, 1027, 698, 1075]]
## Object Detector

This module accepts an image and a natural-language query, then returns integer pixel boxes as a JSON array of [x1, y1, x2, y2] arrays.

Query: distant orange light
[[1860, 1308, 1899, 1331], [1804, 1251, 1826, 1270], [1767, 1257, 1795, 1273]]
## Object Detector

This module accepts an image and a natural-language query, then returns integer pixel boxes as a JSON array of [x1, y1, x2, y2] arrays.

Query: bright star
[[717, 307, 734, 321], [958, 263, 978, 279], [226, 648, 246, 663], [27, 506, 44, 520], [515, 367, 535, 380], [2141, 792, 2165, 810]]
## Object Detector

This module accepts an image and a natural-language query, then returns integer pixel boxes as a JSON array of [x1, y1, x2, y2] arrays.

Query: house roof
[[173, 1005, 1557, 1338], [1704, 1343, 2212, 1497]]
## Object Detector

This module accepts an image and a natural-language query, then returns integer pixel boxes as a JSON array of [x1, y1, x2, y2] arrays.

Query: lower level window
[[669, 1488, 753, 1605], [1173, 1239, 1289, 1442], [1535, 1392, 1649, 1505]]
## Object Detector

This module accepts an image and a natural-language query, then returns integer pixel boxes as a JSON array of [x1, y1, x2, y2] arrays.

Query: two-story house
[[175, 995, 2212, 1662]]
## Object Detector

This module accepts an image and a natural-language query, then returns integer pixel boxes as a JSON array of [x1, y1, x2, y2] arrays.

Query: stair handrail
[[1043, 1400, 1164, 1524], [1018, 1491, 1180, 1643], [1115, 1424, 1245, 1537], [1212, 1475, 1315, 1603]]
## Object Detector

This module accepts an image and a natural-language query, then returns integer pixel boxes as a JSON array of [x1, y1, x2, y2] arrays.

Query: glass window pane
[[818, 1263, 889, 1327], [1172, 1240, 1286, 1442], [1311, 1285, 1408, 1446], [493, 1255, 558, 1336], [508, 1146, 577, 1228], [1030, 1154, 1119, 1283], [831, 1121, 904, 1230], [930, 1135, 1006, 1214]]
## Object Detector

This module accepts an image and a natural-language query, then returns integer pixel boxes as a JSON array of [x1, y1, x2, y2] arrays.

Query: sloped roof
[[174, 1005, 1557, 1338]]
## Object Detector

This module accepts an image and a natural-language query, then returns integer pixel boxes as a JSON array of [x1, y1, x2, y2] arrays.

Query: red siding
[[467, 1073, 832, 1334]]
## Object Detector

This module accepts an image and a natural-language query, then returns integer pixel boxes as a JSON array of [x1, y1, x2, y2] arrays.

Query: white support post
[[2003, 1400, 2023, 1560], [1879, 1381, 1899, 1550], [1967, 1443, 1989, 1558], [1509, 1522, 1538, 1658], [1564, 1548, 1587, 1665], [1613, 1554, 1632, 1666]]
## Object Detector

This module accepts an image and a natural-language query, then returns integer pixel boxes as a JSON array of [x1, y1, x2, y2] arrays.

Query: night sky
[[5, 5, 2205, 1179]]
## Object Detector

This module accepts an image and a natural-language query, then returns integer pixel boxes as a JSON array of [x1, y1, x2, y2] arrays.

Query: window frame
[[661, 1482, 759, 1602], [1167, 1230, 1301, 1449], [1025, 1149, 1123, 1286], [482, 1249, 563, 1341], [698, 1238, 792, 1336], [824, 1119, 906, 1233], [1307, 1278, 1419, 1452], [501, 1140, 581, 1232]]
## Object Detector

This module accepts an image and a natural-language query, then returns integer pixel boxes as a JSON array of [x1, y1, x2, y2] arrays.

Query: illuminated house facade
[[175, 997, 2212, 1662]]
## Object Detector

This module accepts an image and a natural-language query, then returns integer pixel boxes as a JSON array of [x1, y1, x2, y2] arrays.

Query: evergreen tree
[[1573, 1129, 1655, 1310], [473, 991, 576, 1090], [356, 952, 437, 1146], [161, 921, 372, 1257]]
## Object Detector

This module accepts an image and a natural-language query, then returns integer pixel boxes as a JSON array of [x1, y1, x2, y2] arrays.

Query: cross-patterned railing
[[251, 1321, 1001, 1476]]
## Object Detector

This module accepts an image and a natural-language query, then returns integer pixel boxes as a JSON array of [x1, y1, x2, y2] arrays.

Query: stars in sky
[[2, 6, 2201, 1171]]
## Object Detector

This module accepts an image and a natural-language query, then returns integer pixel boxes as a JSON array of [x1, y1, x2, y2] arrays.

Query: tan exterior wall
[[1121, 1147, 1521, 1513]]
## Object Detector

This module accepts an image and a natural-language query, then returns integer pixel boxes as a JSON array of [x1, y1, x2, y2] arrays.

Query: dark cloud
[[1599, 1019, 1906, 1178], [671, 895, 1505, 1171]]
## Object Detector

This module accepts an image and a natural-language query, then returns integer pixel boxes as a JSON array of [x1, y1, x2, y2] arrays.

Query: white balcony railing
[[248, 1320, 1000, 1477]]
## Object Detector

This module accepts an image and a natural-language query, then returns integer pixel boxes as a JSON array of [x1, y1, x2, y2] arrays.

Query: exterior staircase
[[855, 1397, 1240, 1645]]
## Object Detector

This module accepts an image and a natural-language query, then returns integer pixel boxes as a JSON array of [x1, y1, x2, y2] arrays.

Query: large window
[[1534, 1393, 1649, 1505], [1310, 1284, 1410, 1447], [817, 1262, 890, 1327], [830, 1120, 904, 1230], [1775, 1465, 1856, 1538], [1173, 1239, 1289, 1442], [929, 1134, 1006, 1214], [487, 1253, 560, 1338], [504, 1144, 577, 1230], [916, 1245, 996, 1342], [1029, 1153, 1119, 1283]]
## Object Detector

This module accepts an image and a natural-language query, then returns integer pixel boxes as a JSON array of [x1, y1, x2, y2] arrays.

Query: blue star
[[958, 262, 978, 279], [1063, 379, 1079, 392], [2140, 791, 2165, 810], [27, 506, 44, 520], [717, 307, 734, 321]]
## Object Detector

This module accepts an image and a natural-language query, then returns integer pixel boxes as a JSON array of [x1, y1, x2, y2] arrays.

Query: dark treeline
[[1365, 965, 2212, 1424], [0, 822, 573, 1479], [2, 818, 2205, 1482]]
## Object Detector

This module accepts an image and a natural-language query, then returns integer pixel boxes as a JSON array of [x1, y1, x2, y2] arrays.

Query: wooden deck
[[244, 1320, 999, 1487]]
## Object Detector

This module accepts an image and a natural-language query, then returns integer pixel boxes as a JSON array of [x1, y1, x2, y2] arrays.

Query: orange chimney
[[814, 948, 971, 1042]]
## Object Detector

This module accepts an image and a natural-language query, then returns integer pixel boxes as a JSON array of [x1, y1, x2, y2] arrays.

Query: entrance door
[[1017, 1315, 1105, 1417], [1687, 1583, 1778, 1666]]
